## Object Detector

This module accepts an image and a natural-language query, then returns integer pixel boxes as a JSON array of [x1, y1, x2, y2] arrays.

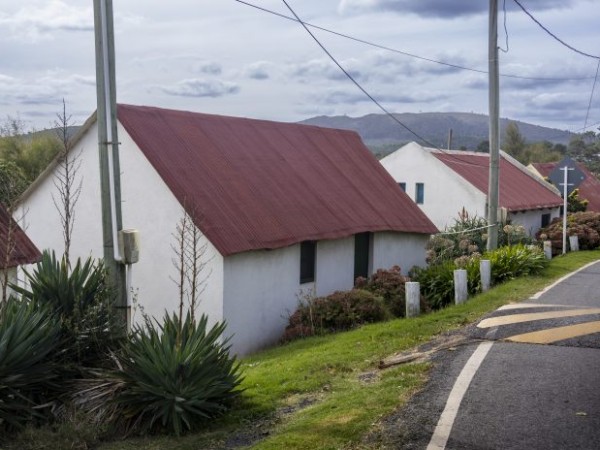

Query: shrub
[[12, 250, 123, 370], [113, 312, 243, 436], [0, 299, 61, 430], [488, 244, 547, 283], [410, 261, 456, 310], [426, 210, 533, 264], [355, 266, 429, 317], [283, 289, 388, 340], [537, 211, 600, 254]]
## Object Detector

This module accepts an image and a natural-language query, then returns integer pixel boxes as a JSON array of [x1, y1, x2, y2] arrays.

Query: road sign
[[548, 157, 586, 196]]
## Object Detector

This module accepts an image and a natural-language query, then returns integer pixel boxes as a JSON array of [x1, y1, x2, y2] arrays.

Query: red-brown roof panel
[[117, 104, 437, 256], [433, 152, 562, 212], [0, 204, 42, 269], [531, 161, 600, 212]]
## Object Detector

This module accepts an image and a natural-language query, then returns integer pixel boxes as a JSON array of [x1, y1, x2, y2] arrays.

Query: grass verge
[[8, 251, 600, 450]]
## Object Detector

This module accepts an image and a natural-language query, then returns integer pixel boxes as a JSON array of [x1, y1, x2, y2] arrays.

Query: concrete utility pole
[[93, 0, 127, 323], [487, 0, 500, 251]]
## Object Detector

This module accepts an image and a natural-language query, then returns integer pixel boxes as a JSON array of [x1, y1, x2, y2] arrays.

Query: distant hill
[[299, 112, 573, 156]]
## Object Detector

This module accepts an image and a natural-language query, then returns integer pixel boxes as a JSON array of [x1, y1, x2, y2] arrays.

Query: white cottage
[[17, 105, 437, 355], [381, 142, 562, 234]]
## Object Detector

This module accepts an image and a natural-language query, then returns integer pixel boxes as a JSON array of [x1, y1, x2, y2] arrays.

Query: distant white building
[[380, 142, 562, 234], [17, 106, 437, 355]]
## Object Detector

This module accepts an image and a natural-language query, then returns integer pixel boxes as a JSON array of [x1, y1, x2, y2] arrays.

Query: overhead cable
[[512, 0, 600, 60], [234, 0, 593, 82]]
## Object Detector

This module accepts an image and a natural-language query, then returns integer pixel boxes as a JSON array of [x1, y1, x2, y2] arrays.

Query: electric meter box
[[118, 229, 140, 264]]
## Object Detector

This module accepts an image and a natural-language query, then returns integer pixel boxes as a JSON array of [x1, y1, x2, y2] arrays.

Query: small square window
[[415, 183, 425, 204], [398, 182, 406, 192], [300, 241, 316, 284], [541, 213, 551, 228]]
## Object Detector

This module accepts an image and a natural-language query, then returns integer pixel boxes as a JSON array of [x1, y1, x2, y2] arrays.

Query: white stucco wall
[[314, 236, 355, 296], [222, 231, 428, 356], [508, 207, 561, 236], [222, 244, 301, 356], [18, 121, 225, 328], [380, 143, 487, 230], [372, 232, 429, 273]]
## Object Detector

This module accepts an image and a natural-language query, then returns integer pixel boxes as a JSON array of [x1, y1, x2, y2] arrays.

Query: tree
[[51, 101, 82, 267], [476, 140, 489, 152], [171, 206, 212, 330], [567, 188, 588, 213], [502, 121, 526, 161]]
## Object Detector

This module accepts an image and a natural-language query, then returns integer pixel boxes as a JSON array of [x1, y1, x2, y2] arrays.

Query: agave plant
[[114, 312, 243, 435], [11, 250, 123, 370], [0, 298, 61, 429]]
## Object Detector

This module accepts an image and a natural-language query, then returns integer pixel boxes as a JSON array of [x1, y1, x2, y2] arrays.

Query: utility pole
[[447, 128, 453, 150], [487, 0, 500, 251], [93, 0, 127, 324]]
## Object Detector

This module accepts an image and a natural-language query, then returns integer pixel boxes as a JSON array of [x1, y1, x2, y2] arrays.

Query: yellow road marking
[[505, 321, 600, 344], [477, 308, 600, 329]]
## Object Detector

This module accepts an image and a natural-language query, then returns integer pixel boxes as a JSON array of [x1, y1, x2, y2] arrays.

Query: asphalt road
[[375, 260, 600, 449]]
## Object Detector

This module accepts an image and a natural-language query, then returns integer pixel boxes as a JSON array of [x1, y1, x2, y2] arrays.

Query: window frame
[[415, 182, 425, 204], [300, 240, 316, 284]]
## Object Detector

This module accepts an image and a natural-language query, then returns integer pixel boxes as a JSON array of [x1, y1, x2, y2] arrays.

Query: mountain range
[[299, 112, 573, 156]]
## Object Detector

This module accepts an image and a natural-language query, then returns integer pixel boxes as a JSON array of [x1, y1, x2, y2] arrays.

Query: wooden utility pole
[[93, 0, 127, 323], [487, 0, 500, 251]]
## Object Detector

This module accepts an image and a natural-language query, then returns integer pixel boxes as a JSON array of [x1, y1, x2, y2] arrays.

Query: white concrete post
[[543, 240, 552, 259], [480, 259, 491, 292], [569, 235, 579, 252], [405, 282, 420, 318], [454, 269, 468, 305]]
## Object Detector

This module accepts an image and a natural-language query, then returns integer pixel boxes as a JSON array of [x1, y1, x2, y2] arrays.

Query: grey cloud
[[243, 62, 273, 80], [161, 79, 240, 97], [288, 59, 366, 83], [0, 1, 93, 41], [317, 89, 444, 105], [338, 0, 582, 18], [191, 61, 222, 76]]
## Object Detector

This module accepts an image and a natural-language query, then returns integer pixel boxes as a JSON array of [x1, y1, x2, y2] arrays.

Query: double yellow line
[[477, 304, 600, 344]]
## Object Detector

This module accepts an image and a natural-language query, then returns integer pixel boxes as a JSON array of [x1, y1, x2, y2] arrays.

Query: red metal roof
[[432, 151, 562, 212], [0, 204, 42, 269], [117, 104, 437, 256], [531, 161, 600, 212]]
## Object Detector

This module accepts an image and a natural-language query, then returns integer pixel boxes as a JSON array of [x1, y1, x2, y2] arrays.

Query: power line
[[584, 60, 600, 131], [234, 0, 593, 82], [512, 0, 600, 60], [278, 0, 437, 149], [278, 0, 492, 170]]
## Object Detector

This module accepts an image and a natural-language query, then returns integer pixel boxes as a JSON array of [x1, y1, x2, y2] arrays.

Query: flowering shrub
[[282, 289, 388, 341], [537, 211, 600, 254], [355, 266, 429, 317]]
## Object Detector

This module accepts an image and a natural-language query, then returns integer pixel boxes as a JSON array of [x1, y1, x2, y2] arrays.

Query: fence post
[[543, 240, 552, 259], [454, 269, 468, 305], [405, 282, 420, 318], [480, 259, 491, 292], [569, 235, 579, 252]]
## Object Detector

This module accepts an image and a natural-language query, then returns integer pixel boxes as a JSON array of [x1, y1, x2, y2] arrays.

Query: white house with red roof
[[381, 142, 562, 234], [0, 203, 41, 298], [17, 105, 437, 355]]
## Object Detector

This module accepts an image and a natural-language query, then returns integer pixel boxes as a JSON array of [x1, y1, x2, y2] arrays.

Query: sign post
[[548, 157, 586, 255]]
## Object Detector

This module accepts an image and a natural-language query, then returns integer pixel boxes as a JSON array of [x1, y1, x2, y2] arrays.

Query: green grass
[[8, 251, 600, 450]]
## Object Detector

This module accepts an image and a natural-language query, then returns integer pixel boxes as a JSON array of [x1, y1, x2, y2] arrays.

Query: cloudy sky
[[0, 0, 598, 133]]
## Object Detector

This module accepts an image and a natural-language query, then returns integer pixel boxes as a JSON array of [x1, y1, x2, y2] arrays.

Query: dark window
[[541, 213, 551, 228], [354, 232, 371, 280], [300, 241, 316, 284], [398, 182, 406, 192], [415, 183, 425, 204]]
